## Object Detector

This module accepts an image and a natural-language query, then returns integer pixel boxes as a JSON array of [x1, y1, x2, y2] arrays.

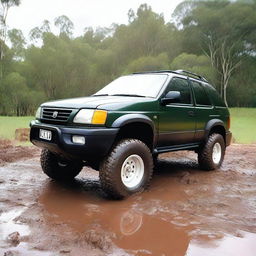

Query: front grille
[[42, 108, 73, 122]]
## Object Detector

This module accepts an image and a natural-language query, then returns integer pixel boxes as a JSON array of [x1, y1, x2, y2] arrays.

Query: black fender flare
[[111, 114, 157, 145], [204, 119, 226, 140]]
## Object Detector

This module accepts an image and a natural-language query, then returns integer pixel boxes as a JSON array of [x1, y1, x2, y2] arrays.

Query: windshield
[[95, 74, 168, 98]]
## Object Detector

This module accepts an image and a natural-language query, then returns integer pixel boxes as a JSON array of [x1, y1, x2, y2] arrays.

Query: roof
[[133, 69, 208, 83]]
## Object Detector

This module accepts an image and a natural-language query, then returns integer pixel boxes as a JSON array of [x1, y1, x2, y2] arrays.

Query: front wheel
[[198, 133, 225, 170], [40, 149, 83, 181], [99, 139, 153, 199]]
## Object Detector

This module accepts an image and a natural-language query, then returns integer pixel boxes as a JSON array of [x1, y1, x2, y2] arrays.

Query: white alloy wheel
[[121, 154, 144, 189], [212, 142, 222, 164]]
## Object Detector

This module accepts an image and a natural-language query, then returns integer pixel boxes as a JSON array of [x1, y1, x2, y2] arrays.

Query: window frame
[[161, 76, 194, 106], [189, 78, 213, 108]]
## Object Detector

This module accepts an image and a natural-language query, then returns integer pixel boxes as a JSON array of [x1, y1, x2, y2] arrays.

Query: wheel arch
[[111, 114, 156, 151], [204, 119, 226, 144]]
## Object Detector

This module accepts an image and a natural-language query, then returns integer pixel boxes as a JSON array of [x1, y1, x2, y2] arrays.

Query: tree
[[40, 19, 51, 33], [170, 53, 215, 83], [1, 3, 256, 116], [1, 72, 27, 115], [173, 0, 256, 105], [126, 53, 169, 73], [29, 20, 52, 44], [0, 0, 20, 78], [8, 28, 26, 59], [54, 15, 74, 37], [203, 37, 241, 105], [111, 4, 172, 63]]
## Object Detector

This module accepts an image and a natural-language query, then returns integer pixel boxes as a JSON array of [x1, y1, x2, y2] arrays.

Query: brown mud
[[0, 143, 256, 256], [0, 139, 40, 167]]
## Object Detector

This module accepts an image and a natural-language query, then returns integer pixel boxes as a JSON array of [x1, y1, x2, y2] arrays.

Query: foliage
[[170, 53, 215, 83], [125, 53, 169, 73], [173, 0, 256, 105], [0, 0, 21, 78], [0, 1, 256, 116]]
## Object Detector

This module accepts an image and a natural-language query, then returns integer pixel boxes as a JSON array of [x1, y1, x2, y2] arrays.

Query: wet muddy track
[[0, 144, 256, 256]]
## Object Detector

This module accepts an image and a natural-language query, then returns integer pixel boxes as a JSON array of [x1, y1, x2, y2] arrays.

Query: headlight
[[73, 109, 107, 125], [35, 107, 41, 119]]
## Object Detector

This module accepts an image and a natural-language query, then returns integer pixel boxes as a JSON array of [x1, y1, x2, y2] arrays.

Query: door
[[190, 79, 213, 142], [158, 77, 196, 147]]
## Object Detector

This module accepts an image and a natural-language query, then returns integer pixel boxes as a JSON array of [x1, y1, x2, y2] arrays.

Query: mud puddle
[[0, 144, 256, 255]]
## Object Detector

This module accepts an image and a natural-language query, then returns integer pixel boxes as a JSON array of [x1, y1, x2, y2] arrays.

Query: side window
[[191, 81, 211, 106], [167, 78, 192, 104], [205, 84, 226, 107]]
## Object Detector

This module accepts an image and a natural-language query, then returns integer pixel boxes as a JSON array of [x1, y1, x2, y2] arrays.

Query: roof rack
[[133, 70, 174, 74], [133, 70, 208, 82], [175, 70, 208, 82]]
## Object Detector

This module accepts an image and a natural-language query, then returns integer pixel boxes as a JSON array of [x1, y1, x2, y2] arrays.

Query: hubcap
[[121, 154, 144, 189], [212, 142, 222, 164]]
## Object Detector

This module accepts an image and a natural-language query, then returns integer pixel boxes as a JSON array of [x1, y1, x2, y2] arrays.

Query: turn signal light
[[92, 110, 108, 125]]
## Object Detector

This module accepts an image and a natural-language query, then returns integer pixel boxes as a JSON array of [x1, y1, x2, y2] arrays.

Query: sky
[[7, 0, 183, 38]]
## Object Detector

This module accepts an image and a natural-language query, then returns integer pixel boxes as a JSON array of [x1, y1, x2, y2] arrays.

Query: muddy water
[[0, 144, 256, 255]]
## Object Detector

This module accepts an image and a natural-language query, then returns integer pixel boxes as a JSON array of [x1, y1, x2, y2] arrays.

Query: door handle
[[188, 111, 195, 116]]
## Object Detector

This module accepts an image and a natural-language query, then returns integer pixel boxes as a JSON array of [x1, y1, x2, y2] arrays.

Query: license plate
[[39, 129, 52, 141]]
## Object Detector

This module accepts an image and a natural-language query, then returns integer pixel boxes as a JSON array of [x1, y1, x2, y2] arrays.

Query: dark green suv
[[30, 70, 232, 198]]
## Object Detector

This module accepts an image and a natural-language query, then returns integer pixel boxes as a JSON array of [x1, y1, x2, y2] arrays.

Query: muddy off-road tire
[[40, 149, 83, 181], [198, 133, 225, 171], [99, 139, 153, 199]]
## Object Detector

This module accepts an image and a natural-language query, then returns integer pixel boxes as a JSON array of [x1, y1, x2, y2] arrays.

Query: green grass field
[[0, 116, 33, 145], [229, 108, 256, 144], [0, 108, 255, 144]]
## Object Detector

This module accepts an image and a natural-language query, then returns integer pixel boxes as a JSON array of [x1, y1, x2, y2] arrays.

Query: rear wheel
[[198, 133, 225, 170], [40, 149, 83, 180], [99, 139, 153, 199]]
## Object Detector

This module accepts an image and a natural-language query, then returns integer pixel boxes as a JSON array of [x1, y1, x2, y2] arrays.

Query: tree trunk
[[204, 36, 240, 106]]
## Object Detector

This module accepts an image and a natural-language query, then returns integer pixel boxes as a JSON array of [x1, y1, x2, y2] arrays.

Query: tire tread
[[198, 133, 225, 171], [40, 149, 82, 180], [99, 139, 153, 199]]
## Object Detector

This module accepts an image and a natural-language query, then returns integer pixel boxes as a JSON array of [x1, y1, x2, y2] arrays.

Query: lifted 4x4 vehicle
[[30, 70, 232, 199]]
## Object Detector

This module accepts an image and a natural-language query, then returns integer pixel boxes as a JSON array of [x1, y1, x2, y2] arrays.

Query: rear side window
[[167, 77, 192, 104], [191, 81, 211, 106], [205, 84, 226, 107]]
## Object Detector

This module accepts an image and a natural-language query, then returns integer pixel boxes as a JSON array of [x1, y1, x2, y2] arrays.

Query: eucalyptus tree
[[0, 0, 20, 78], [54, 15, 74, 37], [8, 28, 25, 59], [173, 0, 256, 106]]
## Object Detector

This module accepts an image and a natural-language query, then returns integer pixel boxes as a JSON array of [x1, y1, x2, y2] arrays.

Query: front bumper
[[30, 120, 119, 160]]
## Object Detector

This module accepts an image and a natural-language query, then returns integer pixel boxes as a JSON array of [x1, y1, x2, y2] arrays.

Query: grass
[[0, 116, 33, 145], [229, 108, 256, 144], [0, 108, 255, 144]]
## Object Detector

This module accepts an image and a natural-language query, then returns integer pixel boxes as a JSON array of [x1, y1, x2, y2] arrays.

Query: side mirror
[[161, 91, 181, 105]]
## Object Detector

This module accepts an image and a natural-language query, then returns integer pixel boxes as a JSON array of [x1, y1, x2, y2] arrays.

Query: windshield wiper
[[111, 94, 146, 97], [92, 94, 109, 97]]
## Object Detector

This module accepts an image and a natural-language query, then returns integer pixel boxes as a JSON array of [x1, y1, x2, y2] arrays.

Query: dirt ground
[[0, 141, 256, 256]]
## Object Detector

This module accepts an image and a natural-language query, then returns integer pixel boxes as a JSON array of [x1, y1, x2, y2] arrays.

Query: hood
[[41, 95, 157, 111]]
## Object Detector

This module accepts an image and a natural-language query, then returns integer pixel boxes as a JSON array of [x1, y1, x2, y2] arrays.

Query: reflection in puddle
[[120, 210, 143, 236], [38, 179, 191, 255], [37, 164, 256, 256]]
